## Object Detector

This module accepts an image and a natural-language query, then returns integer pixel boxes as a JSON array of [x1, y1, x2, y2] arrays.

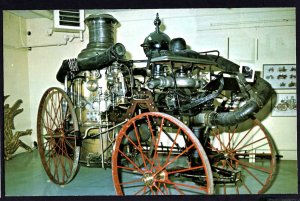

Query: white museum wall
[[3, 11, 32, 154], [3, 8, 297, 159]]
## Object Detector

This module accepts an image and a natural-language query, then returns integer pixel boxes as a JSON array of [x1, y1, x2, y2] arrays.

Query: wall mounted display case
[[271, 93, 297, 117], [263, 64, 296, 89]]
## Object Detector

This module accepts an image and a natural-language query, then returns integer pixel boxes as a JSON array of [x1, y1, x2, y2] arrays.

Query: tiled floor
[[4, 150, 298, 196]]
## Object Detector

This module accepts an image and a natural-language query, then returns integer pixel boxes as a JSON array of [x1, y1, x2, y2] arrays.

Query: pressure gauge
[[86, 80, 98, 92]]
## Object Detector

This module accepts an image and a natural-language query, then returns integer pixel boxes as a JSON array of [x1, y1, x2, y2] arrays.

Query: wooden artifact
[[4, 95, 32, 160]]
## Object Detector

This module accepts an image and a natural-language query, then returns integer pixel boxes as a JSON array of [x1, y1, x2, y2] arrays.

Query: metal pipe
[[83, 126, 98, 139], [147, 76, 201, 89], [88, 120, 128, 139]]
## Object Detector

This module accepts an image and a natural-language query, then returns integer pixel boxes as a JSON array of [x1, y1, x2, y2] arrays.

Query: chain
[[68, 58, 79, 71]]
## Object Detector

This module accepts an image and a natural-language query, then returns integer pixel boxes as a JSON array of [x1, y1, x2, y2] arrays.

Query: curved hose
[[77, 43, 126, 71], [56, 59, 70, 83], [193, 77, 272, 126], [209, 99, 259, 126], [212, 77, 271, 126]]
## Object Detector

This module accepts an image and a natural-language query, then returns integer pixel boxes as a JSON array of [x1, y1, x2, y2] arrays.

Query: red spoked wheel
[[112, 112, 214, 195], [209, 118, 276, 194], [37, 87, 80, 185]]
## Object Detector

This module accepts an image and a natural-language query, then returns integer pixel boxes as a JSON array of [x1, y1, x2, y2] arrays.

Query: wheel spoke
[[162, 180, 208, 192], [120, 178, 143, 186], [214, 131, 228, 151], [235, 184, 239, 194], [117, 149, 144, 173], [153, 184, 164, 195], [64, 137, 76, 151], [167, 165, 204, 175], [154, 143, 195, 177], [134, 186, 148, 195], [243, 183, 252, 194], [62, 138, 74, 175], [172, 184, 185, 195], [44, 108, 58, 130], [54, 139, 68, 181], [133, 121, 148, 171], [49, 93, 60, 129], [232, 125, 254, 150], [231, 157, 272, 173], [117, 165, 143, 173], [164, 128, 181, 165], [242, 166, 264, 186], [163, 183, 169, 194], [122, 132, 154, 168], [226, 126, 237, 149], [232, 137, 267, 153], [153, 117, 165, 170], [150, 186, 155, 195]]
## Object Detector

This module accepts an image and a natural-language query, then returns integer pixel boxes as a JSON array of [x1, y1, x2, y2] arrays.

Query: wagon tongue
[[168, 166, 241, 185], [211, 166, 242, 184]]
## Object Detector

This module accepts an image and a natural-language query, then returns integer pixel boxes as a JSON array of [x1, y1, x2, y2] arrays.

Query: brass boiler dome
[[141, 13, 171, 57]]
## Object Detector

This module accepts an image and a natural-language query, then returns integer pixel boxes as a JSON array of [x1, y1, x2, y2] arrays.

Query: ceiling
[[8, 10, 54, 19], [7, 8, 296, 23], [7, 9, 126, 19]]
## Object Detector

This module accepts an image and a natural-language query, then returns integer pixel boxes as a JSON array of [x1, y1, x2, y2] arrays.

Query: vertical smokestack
[[77, 14, 119, 64]]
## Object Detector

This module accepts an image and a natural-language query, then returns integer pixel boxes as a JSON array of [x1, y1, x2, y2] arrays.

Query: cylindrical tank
[[75, 14, 120, 167]]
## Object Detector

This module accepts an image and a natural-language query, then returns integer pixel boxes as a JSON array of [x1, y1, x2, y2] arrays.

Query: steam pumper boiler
[[37, 12, 276, 195]]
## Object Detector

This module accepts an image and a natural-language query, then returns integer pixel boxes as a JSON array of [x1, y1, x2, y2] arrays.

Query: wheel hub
[[143, 173, 154, 186], [223, 149, 236, 159], [142, 171, 167, 187], [157, 171, 167, 181]]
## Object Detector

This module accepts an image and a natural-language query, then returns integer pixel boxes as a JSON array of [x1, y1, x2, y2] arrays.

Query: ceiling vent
[[53, 10, 85, 31]]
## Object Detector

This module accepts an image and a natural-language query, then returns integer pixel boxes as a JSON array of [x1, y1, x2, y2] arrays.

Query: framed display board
[[271, 93, 297, 117], [263, 64, 296, 89]]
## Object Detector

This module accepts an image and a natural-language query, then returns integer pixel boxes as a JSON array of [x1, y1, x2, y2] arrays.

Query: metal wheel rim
[[112, 112, 214, 195], [37, 87, 80, 185], [210, 118, 276, 194]]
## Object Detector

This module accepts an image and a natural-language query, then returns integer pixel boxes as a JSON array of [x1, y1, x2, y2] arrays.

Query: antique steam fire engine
[[37, 13, 276, 195]]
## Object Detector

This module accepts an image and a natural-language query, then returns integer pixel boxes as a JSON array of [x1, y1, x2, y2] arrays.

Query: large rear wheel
[[37, 87, 80, 185]]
